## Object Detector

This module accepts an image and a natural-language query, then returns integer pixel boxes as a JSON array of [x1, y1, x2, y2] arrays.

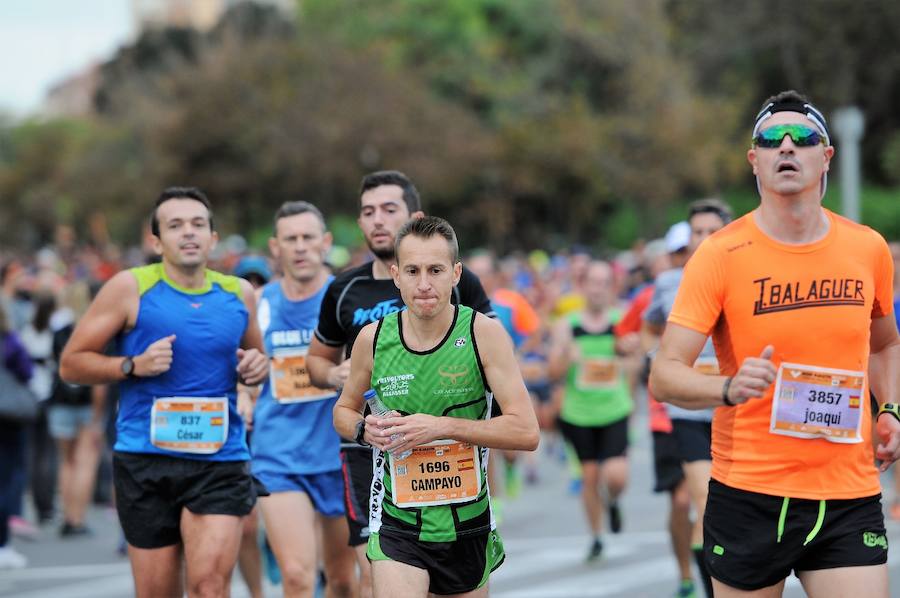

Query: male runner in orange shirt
[[651, 90, 900, 598]]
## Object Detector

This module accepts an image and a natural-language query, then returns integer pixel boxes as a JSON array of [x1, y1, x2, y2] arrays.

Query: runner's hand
[[876, 413, 900, 472], [135, 334, 176, 376], [236, 348, 268, 386], [237, 390, 255, 431], [726, 345, 776, 405], [616, 332, 641, 356], [327, 359, 351, 389], [376, 413, 440, 455], [364, 412, 402, 451]]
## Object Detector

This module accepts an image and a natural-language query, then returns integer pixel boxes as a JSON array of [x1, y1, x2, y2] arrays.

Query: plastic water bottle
[[364, 389, 412, 460]]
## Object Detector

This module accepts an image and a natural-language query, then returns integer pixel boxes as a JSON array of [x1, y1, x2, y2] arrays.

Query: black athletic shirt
[[314, 261, 494, 360]]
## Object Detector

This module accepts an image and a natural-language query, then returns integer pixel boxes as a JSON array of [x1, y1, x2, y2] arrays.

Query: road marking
[[0, 562, 130, 581], [494, 554, 679, 597], [501, 531, 668, 551], [9, 576, 135, 598]]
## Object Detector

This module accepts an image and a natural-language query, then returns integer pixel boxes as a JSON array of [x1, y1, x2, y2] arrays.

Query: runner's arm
[[235, 278, 267, 386], [332, 323, 376, 442], [308, 276, 350, 388], [60, 271, 136, 385], [547, 317, 574, 381], [868, 314, 900, 405], [650, 322, 729, 409], [640, 320, 664, 351], [236, 383, 260, 429], [377, 315, 539, 453], [238, 279, 264, 353], [868, 314, 900, 470], [307, 337, 350, 389]]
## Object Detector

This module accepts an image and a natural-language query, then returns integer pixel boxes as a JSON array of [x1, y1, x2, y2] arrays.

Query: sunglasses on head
[[752, 124, 826, 148]]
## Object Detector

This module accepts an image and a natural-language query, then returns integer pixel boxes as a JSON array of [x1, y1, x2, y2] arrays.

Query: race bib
[[151, 397, 228, 454], [770, 363, 865, 444], [270, 348, 334, 404], [577, 357, 619, 389], [390, 440, 482, 507]]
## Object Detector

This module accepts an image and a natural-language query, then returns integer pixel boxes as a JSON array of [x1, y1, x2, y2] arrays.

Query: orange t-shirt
[[669, 209, 893, 500]]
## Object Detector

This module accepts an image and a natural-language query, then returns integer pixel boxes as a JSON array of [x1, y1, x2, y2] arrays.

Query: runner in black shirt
[[307, 171, 492, 596]]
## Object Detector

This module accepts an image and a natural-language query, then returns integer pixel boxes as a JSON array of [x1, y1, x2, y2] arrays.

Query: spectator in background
[[19, 291, 59, 528], [234, 255, 274, 290], [1, 259, 33, 332], [0, 306, 34, 569], [49, 282, 105, 537]]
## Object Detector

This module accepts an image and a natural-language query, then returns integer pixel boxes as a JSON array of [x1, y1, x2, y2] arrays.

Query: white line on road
[[493, 553, 679, 597], [8, 575, 135, 598], [0, 562, 130, 581]]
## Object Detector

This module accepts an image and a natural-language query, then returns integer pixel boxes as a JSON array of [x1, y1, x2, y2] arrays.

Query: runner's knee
[[280, 559, 317, 594], [187, 573, 229, 598], [671, 484, 691, 513]]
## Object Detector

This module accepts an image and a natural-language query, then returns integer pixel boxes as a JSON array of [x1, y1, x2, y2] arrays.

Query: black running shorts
[[368, 529, 505, 595], [113, 451, 265, 549], [704, 478, 888, 591], [558, 416, 628, 463], [652, 431, 685, 493], [671, 419, 712, 463]]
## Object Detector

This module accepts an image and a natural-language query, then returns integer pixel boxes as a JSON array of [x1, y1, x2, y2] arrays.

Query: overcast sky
[[0, 1, 132, 117]]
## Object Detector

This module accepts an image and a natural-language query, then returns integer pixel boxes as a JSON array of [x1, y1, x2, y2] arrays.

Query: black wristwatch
[[354, 419, 369, 447], [121, 356, 136, 378], [878, 403, 900, 423]]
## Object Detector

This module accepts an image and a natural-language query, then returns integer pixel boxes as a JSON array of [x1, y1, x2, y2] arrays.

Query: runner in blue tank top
[[250, 201, 357, 597], [61, 187, 269, 598]]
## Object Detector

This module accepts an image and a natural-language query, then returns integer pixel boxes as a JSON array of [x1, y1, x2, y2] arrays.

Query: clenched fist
[[724, 345, 776, 406], [134, 335, 176, 377], [236, 348, 268, 386]]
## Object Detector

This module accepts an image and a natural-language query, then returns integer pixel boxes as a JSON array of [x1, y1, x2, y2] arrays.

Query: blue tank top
[[115, 264, 250, 461], [251, 278, 341, 476]]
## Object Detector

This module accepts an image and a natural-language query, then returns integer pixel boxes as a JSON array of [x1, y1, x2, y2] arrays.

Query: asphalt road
[[4, 411, 900, 597]]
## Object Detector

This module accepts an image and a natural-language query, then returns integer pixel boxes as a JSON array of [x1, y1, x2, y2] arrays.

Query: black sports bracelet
[[877, 403, 900, 423], [722, 377, 735, 407]]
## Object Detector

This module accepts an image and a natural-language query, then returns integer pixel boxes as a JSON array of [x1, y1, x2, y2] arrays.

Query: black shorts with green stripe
[[367, 529, 505, 595], [704, 479, 887, 591]]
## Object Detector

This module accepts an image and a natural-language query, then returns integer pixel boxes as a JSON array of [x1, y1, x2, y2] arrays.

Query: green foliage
[[3, 0, 900, 253]]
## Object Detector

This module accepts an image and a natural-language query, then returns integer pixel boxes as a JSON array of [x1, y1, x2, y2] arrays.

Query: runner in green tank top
[[549, 260, 637, 562], [334, 217, 539, 598], [559, 308, 633, 427]]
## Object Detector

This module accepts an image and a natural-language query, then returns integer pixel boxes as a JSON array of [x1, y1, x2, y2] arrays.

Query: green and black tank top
[[369, 305, 494, 542], [561, 310, 633, 427]]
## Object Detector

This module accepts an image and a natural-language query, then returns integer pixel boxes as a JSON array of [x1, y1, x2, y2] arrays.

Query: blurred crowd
[[2, 219, 899, 581], [0, 220, 660, 548]]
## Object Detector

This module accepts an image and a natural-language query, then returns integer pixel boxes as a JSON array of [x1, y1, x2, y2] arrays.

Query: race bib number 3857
[[770, 363, 865, 444]]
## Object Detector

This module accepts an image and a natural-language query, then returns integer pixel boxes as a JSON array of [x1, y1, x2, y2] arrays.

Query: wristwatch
[[354, 419, 369, 447], [877, 403, 900, 423], [121, 356, 136, 378]]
